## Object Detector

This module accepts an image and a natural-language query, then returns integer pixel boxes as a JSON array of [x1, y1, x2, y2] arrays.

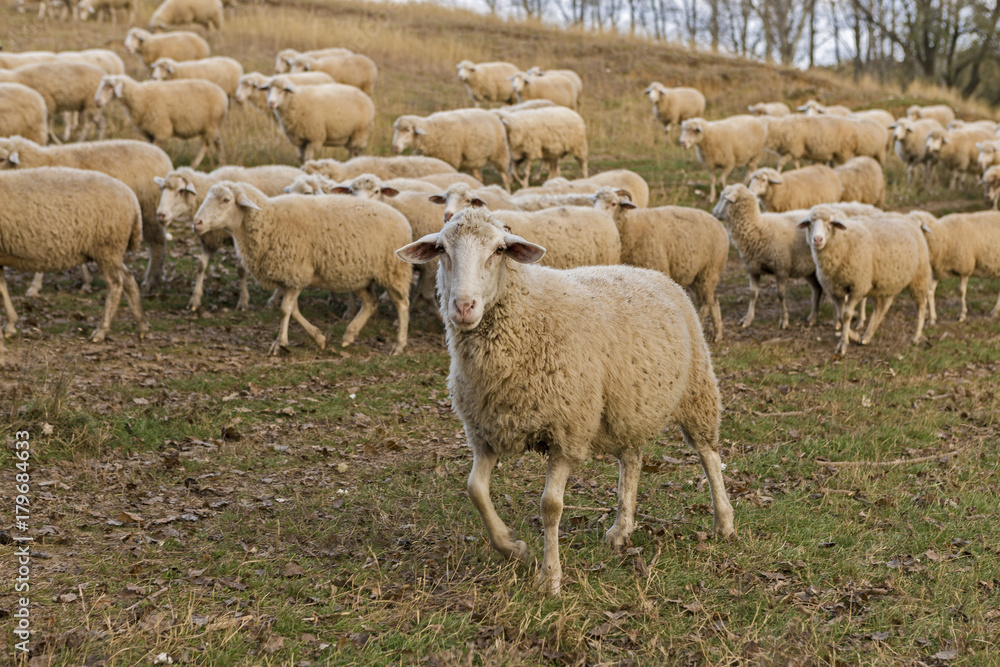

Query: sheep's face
[[348, 175, 383, 200], [590, 187, 635, 221], [392, 118, 422, 154], [798, 100, 822, 116], [77, 1, 95, 20], [93, 76, 123, 108], [509, 73, 527, 94], [0, 142, 21, 169], [984, 170, 1000, 203], [748, 169, 781, 196], [906, 106, 921, 120], [977, 143, 998, 172], [924, 131, 947, 158], [287, 58, 310, 74], [234, 77, 257, 104], [797, 208, 845, 251], [678, 120, 704, 149], [643, 83, 663, 104], [456, 61, 475, 82], [275, 50, 297, 74], [429, 185, 477, 222], [892, 121, 913, 143], [155, 174, 199, 224], [711, 185, 747, 220], [396, 208, 545, 331], [266, 82, 294, 110], [193, 184, 259, 235], [123, 29, 144, 53], [150, 60, 174, 80], [748, 103, 763, 115]]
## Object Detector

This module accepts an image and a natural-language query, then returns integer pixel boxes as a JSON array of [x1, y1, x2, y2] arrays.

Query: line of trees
[[490, 0, 1000, 104]]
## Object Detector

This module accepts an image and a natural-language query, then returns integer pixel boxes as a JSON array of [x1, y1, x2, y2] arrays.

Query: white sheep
[[679, 115, 766, 201], [192, 182, 413, 355], [976, 139, 1000, 173], [906, 104, 956, 126], [489, 206, 621, 270], [643, 83, 705, 134], [509, 71, 577, 110], [748, 165, 842, 213], [510, 191, 596, 210], [123, 28, 210, 67], [798, 100, 851, 116], [0, 167, 147, 352], [797, 205, 931, 356], [429, 182, 519, 221], [275, 48, 353, 74], [234, 71, 334, 110], [150, 56, 244, 97], [456, 60, 520, 106], [149, 0, 223, 32], [395, 207, 734, 596], [0, 60, 106, 142], [0, 136, 174, 293], [0, 52, 58, 69], [496, 105, 588, 187], [851, 109, 895, 128], [516, 170, 651, 208], [747, 101, 791, 117], [981, 165, 1000, 209], [302, 155, 459, 182], [155, 165, 304, 310], [265, 78, 374, 164], [592, 187, 726, 341], [94, 74, 227, 170], [919, 211, 1000, 323], [392, 109, 511, 191], [0, 84, 48, 145], [762, 115, 856, 171], [58, 49, 126, 75], [288, 54, 378, 96], [891, 117, 943, 185], [76, 0, 134, 22], [834, 156, 885, 207], [923, 125, 995, 189], [524, 66, 582, 108]]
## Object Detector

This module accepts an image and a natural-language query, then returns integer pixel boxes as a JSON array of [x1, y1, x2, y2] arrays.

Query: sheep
[[192, 182, 412, 354], [456, 60, 520, 106], [303, 155, 459, 182], [711, 184, 823, 329], [123, 28, 211, 67], [0, 61, 106, 142], [976, 139, 1000, 173], [0, 167, 147, 350], [923, 125, 995, 189], [488, 206, 621, 270], [798, 99, 851, 116], [679, 115, 766, 201], [797, 205, 930, 356], [150, 56, 244, 97], [395, 207, 735, 596], [429, 182, 519, 221], [94, 74, 227, 170], [516, 170, 651, 208], [845, 117, 889, 164], [907, 104, 956, 127], [0, 52, 58, 70], [275, 48, 353, 74], [496, 105, 588, 187], [0, 84, 48, 145], [762, 115, 858, 171], [392, 110, 511, 191], [416, 172, 482, 188], [510, 191, 596, 210], [234, 71, 334, 110], [748, 165, 842, 213], [0, 136, 174, 294], [891, 117, 943, 185], [851, 109, 896, 129], [919, 211, 1000, 323], [509, 71, 577, 110], [833, 157, 885, 207], [524, 66, 582, 108], [155, 165, 302, 310], [593, 187, 726, 341], [495, 99, 558, 114], [287, 54, 378, 96], [149, 0, 223, 32], [948, 119, 996, 132], [76, 0, 134, 23], [58, 49, 126, 75], [748, 101, 791, 117], [981, 165, 1000, 209], [643, 83, 705, 134], [266, 78, 374, 164]]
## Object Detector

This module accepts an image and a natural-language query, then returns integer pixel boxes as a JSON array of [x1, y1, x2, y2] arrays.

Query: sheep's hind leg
[[990, 287, 1000, 318], [384, 282, 409, 355], [189, 138, 209, 170], [120, 263, 148, 340], [0, 270, 19, 337], [341, 283, 377, 348], [678, 401, 735, 539], [270, 287, 300, 354], [467, 442, 530, 563], [235, 265, 250, 311], [606, 448, 641, 550], [25, 273, 44, 298], [958, 275, 969, 322], [538, 455, 573, 596], [805, 273, 822, 326], [928, 278, 939, 325], [860, 295, 895, 346], [740, 272, 760, 328], [290, 299, 326, 351], [188, 245, 214, 311], [776, 275, 790, 329], [91, 262, 124, 343]]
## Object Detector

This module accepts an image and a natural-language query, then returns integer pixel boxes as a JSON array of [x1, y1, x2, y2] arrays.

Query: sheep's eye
[[494, 246, 505, 256], [222, 197, 231, 203]]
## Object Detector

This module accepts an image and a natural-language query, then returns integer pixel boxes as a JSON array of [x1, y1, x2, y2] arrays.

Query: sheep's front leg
[[79, 264, 93, 293], [341, 284, 377, 348], [189, 138, 209, 170], [91, 262, 124, 343], [120, 263, 148, 339], [740, 272, 760, 328], [0, 270, 19, 337], [235, 265, 250, 311], [270, 287, 300, 354], [805, 273, 822, 326], [776, 275, 790, 329], [606, 448, 641, 550], [860, 295, 895, 345], [928, 278, 939, 325], [835, 295, 863, 356], [958, 275, 969, 322], [990, 287, 1000, 318], [466, 441, 530, 563], [189, 246, 214, 311], [707, 169, 718, 202], [25, 273, 44, 298], [290, 299, 326, 351], [538, 456, 573, 596]]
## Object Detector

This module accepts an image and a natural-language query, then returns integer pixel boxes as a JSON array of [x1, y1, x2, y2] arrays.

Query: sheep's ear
[[236, 194, 261, 210], [184, 181, 197, 195], [7, 151, 19, 166], [942, 136, 951, 144], [615, 188, 634, 201], [722, 188, 738, 202], [470, 197, 487, 208], [831, 219, 847, 229], [767, 173, 784, 185], [414, 127, 427, 136], [396, 233, 442, 264], [921, 224, 931, 235], [154, 176, 165, 187], [620, 200, 637, 210], [796, 220, 811, 229], [503, 234, 545, 264], [113, 79, 124, 97], [330, 186, 352, 194], [283, 185, 293, 193], [380, 187, 399, 198]]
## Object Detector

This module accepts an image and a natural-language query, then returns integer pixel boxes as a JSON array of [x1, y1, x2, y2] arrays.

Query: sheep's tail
[[128, 208, 143, 253]]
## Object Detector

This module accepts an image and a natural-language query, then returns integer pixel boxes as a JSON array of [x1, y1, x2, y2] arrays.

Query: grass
[[2, 0, 1000, 664]]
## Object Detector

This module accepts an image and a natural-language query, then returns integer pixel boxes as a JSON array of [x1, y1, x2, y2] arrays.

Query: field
[[2, 0, 1000, 664]]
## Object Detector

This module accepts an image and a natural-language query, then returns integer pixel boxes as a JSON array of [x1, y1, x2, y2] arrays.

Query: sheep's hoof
[[779, 320, 789, 330], [958, 314, 967, 323], [3, 325, 16, 338], [236, 300, 249, 311], [24, 288, 41, 299], [315, 335, 327, 351], [91, 330, 107, 344], [390, 343, 406, 356], [605, 528, 630, 552], [269, 340, 289, 356], [739, 318, 752, 329], [505, 539, 531, 564], [536, 566, 562, 596]]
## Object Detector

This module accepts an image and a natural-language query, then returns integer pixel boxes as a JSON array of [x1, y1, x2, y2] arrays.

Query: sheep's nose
[[443, 212, 453, 222], [454, 298, 476, 321], [157, 212, 167, 223]]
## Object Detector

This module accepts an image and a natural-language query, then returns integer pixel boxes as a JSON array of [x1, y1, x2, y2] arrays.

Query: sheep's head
[[982, 166, 1000, 203], [711, 184, 754, 221], [0, 137, 30, 169], [456, 60, 475, 82], [275, 49, 299, 74], [301, 159, 345, 182], [526, 66, 545, 76], [155, 170, 200, 224], [396, 207, 544, 331], [428, 183, 485, 222], [797, 205, 845, 251], [906, 105, 922, 120], [284, 173, 332, 195], [891, 120, 914, 142], [287, 56, 312, 73], [149, 58, 177, 80], [678, 118, 706, 149], [266, 77, 297, 109], [94, 75, 127, 108], [346, 174, 399, 200], [234, 73, 267, 104], [193, 182, 261, 235], [392, 116, 425, 154], [976, 142, 1000, 172], [643, 82, 665, 104], [590, 186, 635, 220], [923, 129, 949, 158], [748, 168, 782, 196], [748, 103, 764, 115], [76, 0, 97, 21], [123, 28, 147, 53], [797, 100, 823, 115]]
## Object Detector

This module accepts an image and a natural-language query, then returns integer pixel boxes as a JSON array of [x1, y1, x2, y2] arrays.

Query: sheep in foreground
[[497, 105, 588, 187], [680, 115, 766, 201], [192, 182, 412, 354], [644, 83, 705, 134], [907, 104, 956, 127], [834, 157, 885, 207], [518, 170, 651, 208], [923, 125, 995, 189], [76, 0, 134, 23], [288, 54, 378, 96], [712, 184, 822, 329], [509, 71, 577, 110], [151, 56, 244, 97], [0, 61, 107, 142], [891, 118, 943, 185], [748, 102, 791, 117], [303, 155, 458, 182], [456, 60, 519, 106], [919, 211, 1000, 323], [395, 208, 735, 596], [748, 165, 842, 213], [392, 110, 511, 190], [0, 167, 147, 352], [429, 182, 519, 221], [266, 78, 373, 164], [975, 140, 1000, 173], [593, 188, 726, 341], [149, 0, 223, 32], [981, 165, 1000, 209], [0, 136, 174, 293], [155, 165, 303, 310], [123, 28, 210, 66], [234, 71, 334, 110], [0, 84, 48, 145], [94, 74, 227, 170], [274, 48, 353, 74], [797, 205, 930, 356]]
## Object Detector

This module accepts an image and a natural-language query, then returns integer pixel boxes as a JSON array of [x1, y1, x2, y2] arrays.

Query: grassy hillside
[[1, 1, 999, 665]]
